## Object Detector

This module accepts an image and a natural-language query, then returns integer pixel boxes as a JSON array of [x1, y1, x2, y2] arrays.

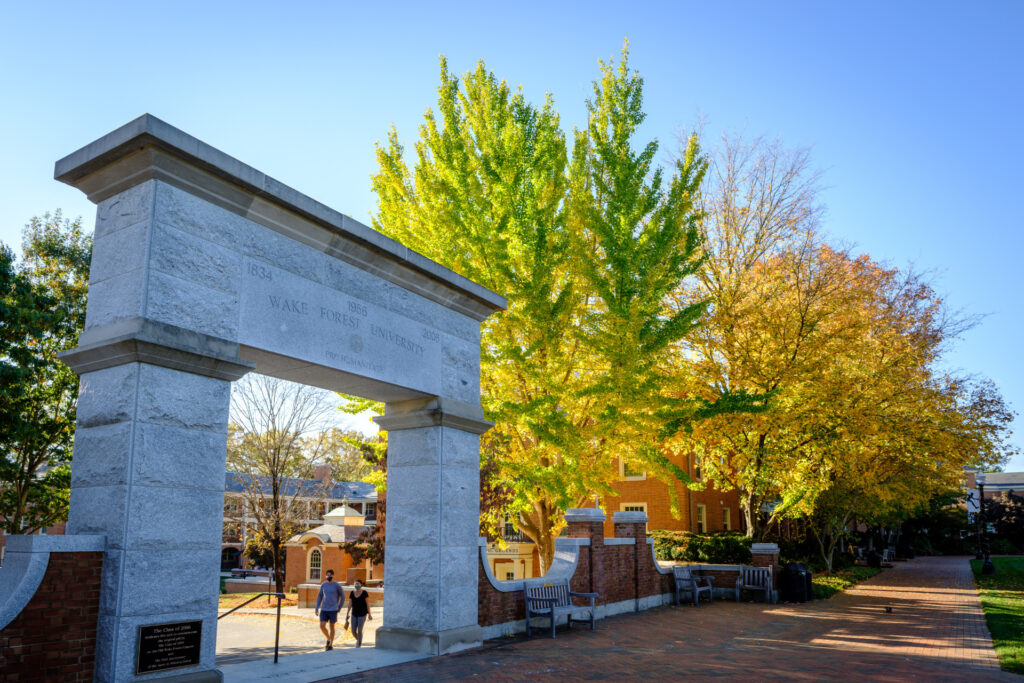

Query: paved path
[[323, 557, 1016, 681], [216, 607, 383, 666]]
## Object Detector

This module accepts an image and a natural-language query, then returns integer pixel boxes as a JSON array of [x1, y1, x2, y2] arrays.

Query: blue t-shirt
[[316, 580, 344, 611]]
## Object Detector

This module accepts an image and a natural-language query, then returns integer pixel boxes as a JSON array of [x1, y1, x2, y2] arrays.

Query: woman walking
[[344, 580, 373, 647]]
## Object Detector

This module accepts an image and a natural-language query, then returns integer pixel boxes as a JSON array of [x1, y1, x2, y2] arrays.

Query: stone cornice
[[54, 114, 506, 322], [60, 317, 255, 381], [374, 397, 493, 434]]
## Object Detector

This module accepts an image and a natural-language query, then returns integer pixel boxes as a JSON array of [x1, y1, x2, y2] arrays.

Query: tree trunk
[[741, 492, 759, 539], [519, 501, 559, 576], [536, 533, 556, 576], [271, 540, 284, 595]]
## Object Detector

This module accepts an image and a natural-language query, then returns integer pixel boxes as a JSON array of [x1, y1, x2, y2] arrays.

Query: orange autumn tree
[[667, 134, 1015, 541]]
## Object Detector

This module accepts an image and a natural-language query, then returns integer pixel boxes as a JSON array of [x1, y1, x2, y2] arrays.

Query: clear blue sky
[[2, 1, 1021, 469]]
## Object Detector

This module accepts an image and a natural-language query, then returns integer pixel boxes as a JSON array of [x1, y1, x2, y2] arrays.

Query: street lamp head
[[976, 471, 987, 486]]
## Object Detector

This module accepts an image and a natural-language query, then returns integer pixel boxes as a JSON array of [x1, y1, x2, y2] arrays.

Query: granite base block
[[375, 624, 482, 656]]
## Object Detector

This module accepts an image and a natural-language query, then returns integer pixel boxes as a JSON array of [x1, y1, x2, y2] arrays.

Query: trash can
[[780, 564, 794, 602], [867, 549, 882, 569], [797, 563, 814, 601], [783, 562, 808, 603]]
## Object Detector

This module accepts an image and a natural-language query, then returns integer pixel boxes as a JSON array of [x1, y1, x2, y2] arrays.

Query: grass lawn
[[971, 557, 1024, 675], [218, 591, 297, 610], [811, 566, 882, 599]]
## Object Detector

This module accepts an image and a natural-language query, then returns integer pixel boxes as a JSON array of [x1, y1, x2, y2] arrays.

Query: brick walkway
[[322, 556, 1017, 681]]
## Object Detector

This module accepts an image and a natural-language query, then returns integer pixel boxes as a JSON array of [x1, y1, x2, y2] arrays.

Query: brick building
[[602, 453, 743, 537], [283, 504, 383, 590]]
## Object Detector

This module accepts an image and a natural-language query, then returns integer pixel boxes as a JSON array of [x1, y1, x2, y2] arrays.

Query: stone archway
[[55, 115, 504, 682]]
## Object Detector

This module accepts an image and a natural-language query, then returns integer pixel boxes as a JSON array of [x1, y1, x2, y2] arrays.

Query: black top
[[349, 590, 369, 617]]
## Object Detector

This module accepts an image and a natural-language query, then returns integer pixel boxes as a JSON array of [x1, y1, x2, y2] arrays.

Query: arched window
[[309, 548, 322, 581]]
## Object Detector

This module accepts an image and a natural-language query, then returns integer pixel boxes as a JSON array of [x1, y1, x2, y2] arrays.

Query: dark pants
[[351, 616, 366, 646]]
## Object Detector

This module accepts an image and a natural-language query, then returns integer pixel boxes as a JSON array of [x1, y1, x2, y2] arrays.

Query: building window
[[309, 548, 322, 581], [364, 503, 376, 521], [619, 459, 646, 481], [505, 571, 515, 581], [696, 504, 707, 534], [694, 457, 702, 482], [722, 507, 731, 531], [224, 497, 244, 517], [223, 522, 241, 542]]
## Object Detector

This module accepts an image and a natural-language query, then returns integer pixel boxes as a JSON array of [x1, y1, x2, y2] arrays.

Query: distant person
[[314, 569, 344, 650], [344, 580, 373, 647]]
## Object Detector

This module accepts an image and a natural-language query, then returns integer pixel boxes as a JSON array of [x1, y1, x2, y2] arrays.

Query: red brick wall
[[478, 520, 678, 628], [0, 551, 103, 682], [478, 562, 526, 626]]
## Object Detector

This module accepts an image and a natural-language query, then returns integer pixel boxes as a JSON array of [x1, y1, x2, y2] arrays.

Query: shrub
[[811, 567, 881, 599], [650, 530, 752, 564], [990, 538, 1020, 555], [914, 535, 934, 555]]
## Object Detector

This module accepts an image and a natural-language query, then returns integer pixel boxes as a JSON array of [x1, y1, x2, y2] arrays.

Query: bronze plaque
[[136, 620, 202, 674]]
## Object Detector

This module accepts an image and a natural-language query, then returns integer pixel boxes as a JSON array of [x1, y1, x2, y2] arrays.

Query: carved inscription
[[239, 259, 442, 392], [370, 323, 425, 355]]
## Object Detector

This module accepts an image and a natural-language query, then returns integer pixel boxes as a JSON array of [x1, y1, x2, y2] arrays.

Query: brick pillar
[[564, 508, 605, 598], [612, 511, 647, 609], [565, 508, 606, 546], [751, 542, 780, 595], [612, 511, 647, 542]]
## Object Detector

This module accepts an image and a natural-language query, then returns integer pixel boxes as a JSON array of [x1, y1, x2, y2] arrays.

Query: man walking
[[314, 569, 344, 650]]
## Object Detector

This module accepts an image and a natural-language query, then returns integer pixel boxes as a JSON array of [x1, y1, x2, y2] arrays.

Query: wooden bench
[[523, 578, 599, 638], [673, 565, 713, 606], [735, 565, 774, 603]]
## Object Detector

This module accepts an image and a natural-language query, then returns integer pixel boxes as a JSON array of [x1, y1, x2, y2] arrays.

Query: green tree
[[0, 212, 90, 535], [370, 45, 709, 571], [340, 433, 387, 566], [316, 428, 374, 483]]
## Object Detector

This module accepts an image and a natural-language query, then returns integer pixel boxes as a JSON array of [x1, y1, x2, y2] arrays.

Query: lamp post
[[977, 472, 996, 575], [975, 482, 984, 561]]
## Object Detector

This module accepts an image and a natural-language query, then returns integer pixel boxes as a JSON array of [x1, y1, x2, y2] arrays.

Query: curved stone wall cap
[[5, 534, 106, 553], [0, 534, 106, 631], [751, 543, 780, 554], [563, 508, 606, 523], [612, 511, 649, 523], [54, 114, 506, 315]]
